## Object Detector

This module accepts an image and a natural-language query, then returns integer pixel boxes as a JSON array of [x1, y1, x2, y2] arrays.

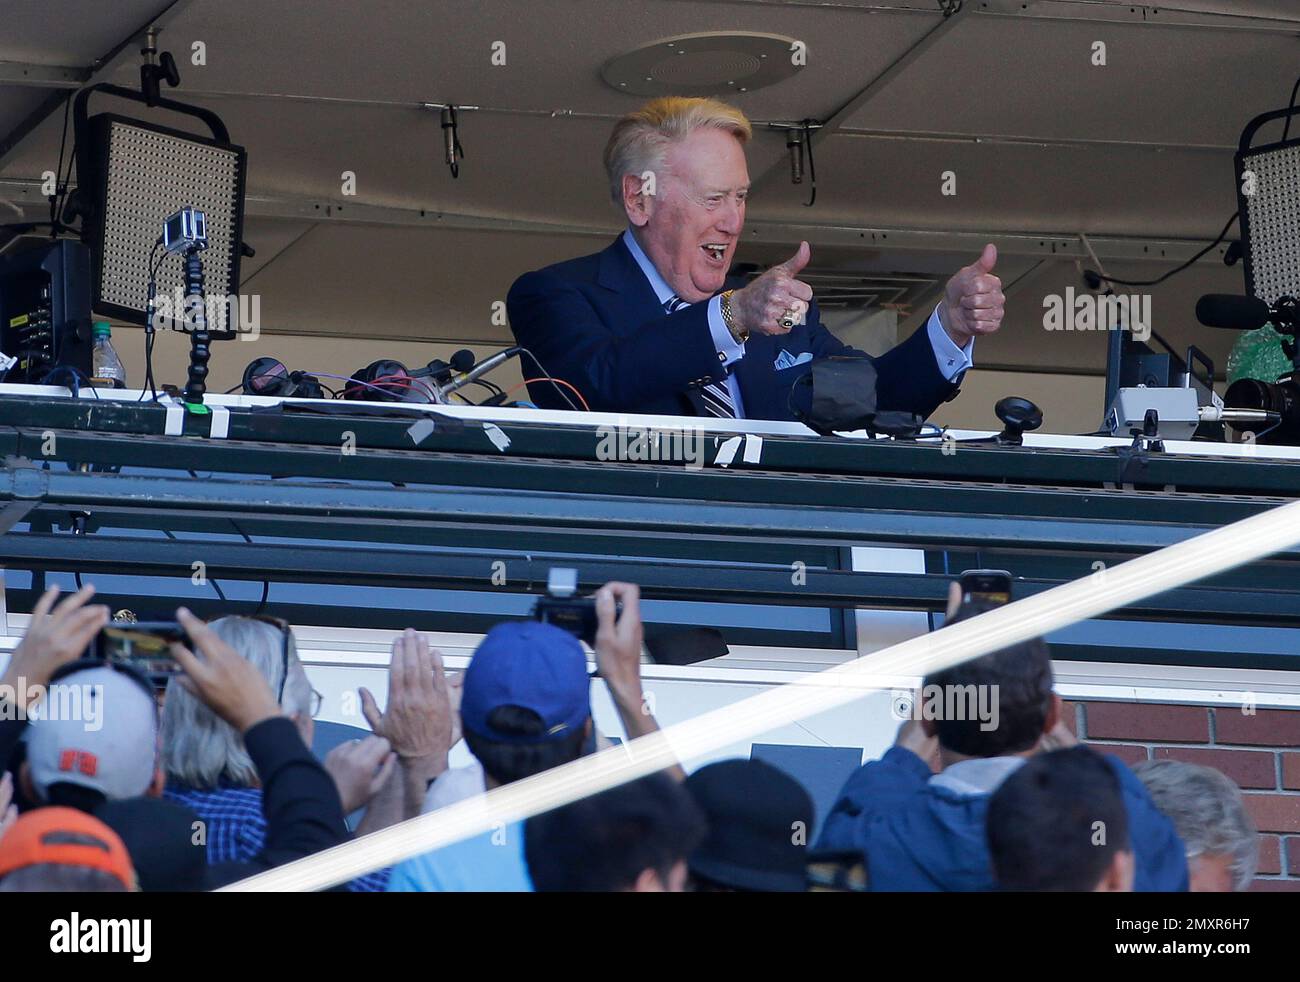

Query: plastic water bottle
[[89, 321, 126, 389]]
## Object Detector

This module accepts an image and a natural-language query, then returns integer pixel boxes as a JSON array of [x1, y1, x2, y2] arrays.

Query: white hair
[[161, 616, 312, 789], [603, 96, 752, 207], [1133, 758, 1258, 891]]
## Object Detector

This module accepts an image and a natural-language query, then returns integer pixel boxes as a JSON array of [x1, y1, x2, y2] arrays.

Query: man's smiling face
[[631, 127, 750, 303]]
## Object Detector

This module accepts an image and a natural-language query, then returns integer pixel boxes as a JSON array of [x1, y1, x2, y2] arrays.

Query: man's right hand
[[324, 735, 397, 814], [593, 581, 685, 780], [1, 586, 109, 707], [730, 241, 814, 337], [1038, 717, 1079, 753], [594, 582, 645, 710]]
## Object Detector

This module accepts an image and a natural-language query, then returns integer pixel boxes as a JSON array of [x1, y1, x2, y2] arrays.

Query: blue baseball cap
[[461, 621, 591, 744]]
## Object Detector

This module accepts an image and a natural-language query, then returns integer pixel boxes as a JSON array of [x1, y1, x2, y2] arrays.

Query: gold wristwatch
[[719, 290, 748, 344]]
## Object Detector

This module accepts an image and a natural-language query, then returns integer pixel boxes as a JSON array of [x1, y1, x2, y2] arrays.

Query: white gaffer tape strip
[[208, 406, 230, 439], [222, 496, 1300, 891], [483, 422, 511, 451], [713, 435, 742, 467], [405, 417, 436, 446], [162, 398, 184, 436]]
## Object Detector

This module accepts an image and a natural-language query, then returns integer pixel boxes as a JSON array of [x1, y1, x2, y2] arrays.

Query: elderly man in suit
[[507, 97, 1003, 420]]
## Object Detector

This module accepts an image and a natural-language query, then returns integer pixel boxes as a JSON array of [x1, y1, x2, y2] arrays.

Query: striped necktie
[[664, 294, 736, 418]]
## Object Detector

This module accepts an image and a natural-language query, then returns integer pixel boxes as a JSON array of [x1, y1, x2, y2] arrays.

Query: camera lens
[[1225, 376, 1300, 444]]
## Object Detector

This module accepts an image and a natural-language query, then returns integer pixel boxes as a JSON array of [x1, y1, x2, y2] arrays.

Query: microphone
[[409, 349, 474, 386], [438, 346, 522, 398], [1196, 294, 1272, 331], [1197, 405, 1282, 426], [448, 348, 475, 374]]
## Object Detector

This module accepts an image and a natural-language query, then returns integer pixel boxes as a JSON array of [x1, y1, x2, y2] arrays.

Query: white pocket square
[[774, 350, 813, 370]]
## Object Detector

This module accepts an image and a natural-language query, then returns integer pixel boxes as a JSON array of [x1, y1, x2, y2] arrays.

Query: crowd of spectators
[[0, 579, 1263, 892]]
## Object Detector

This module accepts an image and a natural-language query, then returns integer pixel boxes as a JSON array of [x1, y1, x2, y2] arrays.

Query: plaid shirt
[[165, 783, 391, 892]]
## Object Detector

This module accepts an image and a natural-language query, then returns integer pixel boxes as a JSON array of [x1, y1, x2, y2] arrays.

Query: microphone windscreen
[[1196, 294, 1271, 331], [450, 349, 475, 372]]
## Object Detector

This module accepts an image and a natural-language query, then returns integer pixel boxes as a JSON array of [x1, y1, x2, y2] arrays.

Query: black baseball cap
[[684, 758, 815, 892]]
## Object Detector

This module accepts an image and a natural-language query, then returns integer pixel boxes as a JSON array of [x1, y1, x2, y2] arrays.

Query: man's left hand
[[940, 243, 1004, 348], [359, 629, 453, 761]]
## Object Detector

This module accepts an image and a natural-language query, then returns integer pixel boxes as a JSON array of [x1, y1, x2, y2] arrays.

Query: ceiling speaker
[[601, 32, 801, 97]]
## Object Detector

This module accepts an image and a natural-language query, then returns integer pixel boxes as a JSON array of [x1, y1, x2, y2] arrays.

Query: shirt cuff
[[707, 294, 745, 368], [926, 304, 974, 381]]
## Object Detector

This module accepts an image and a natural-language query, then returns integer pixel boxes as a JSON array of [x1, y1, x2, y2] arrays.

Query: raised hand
[[594, 582, 645, 708], [358, 628, 454, 761], [323, 735, 397, 814], [732, 241, 814, 336], [940, 243, 1004, 347], [2, 586, 109, 708]]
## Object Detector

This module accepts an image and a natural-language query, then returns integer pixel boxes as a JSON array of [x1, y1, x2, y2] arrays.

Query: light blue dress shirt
[[621, 229, 973, 419], [386, 819, 532, 892]]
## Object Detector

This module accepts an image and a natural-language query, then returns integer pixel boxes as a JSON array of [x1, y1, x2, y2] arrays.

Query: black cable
[[42, 312, 84, 390], [57, 138, 76, 228], [227, 516, 270, 613], [50, 94, 72, 231], [801, 119, 817, 208], [43, 364, 101, 400], [513, 346, 581, 411], [3, 94, 79, 241], [466, 379, 503, 400], [164, 526, 228, 603], [1088, 77, 1300, 292], [1086, 211, 1239, 289], [1281, 74, 1300, 143], [143, 330, 158, 401], [68, 509, 89, 590], [139, 242, 165, 403]]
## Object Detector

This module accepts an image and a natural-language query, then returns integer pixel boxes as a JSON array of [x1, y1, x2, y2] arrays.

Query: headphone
[[241, 357, 325, 399]]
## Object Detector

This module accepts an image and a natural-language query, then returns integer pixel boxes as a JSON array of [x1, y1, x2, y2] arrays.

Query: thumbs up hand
[[731, 241, 814, 337], [940, 243, 1004, 347]]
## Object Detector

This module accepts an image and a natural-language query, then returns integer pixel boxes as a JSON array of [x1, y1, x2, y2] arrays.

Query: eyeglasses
[[246, 614, 322, 718]]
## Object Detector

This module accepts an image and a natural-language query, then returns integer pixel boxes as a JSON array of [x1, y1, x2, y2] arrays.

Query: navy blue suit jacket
[[507, 235, 960, 421]]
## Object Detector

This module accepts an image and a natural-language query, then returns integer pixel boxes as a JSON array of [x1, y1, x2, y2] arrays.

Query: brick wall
[[1066, 699, 1300, 891]]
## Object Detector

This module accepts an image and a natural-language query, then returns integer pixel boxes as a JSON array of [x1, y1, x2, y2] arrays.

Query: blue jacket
[[506, 235, 960, 420], [817, 746, 1189, 891]]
